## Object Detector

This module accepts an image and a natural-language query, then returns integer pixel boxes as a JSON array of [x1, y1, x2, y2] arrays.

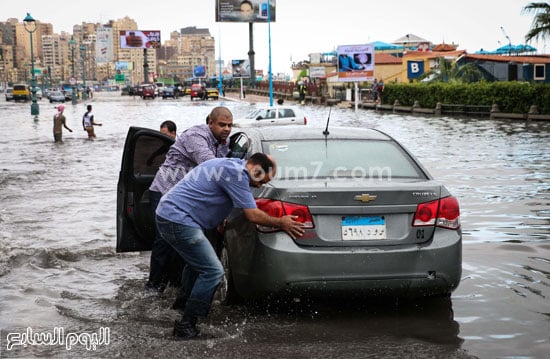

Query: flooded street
[[0, 92, 549, 358]]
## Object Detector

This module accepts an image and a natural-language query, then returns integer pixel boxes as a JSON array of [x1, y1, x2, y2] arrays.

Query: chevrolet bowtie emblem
[[354, 194, 377, 203]]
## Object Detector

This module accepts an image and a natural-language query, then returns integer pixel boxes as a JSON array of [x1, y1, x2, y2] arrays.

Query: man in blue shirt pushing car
[[155, 153, 305, 339]]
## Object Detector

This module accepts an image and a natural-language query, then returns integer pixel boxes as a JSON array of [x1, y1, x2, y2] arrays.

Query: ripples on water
[[0, 93, 548, 358]]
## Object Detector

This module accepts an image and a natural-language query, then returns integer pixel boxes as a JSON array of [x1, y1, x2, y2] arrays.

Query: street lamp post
[[23, 13, 39, 116], [80, 44, 87, 100], [69, 36, 77, 105]]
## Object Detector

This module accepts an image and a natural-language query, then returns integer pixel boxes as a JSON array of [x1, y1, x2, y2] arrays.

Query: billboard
[[216, 0, 276, 23], [115, 62, 133, 71], [194, 65, 206, 78], [407, 60, 425, 79], [119, 30, 161, 49], [96, 27, 113, 63], [231, 59, 250, 78], [309, 66, 326, 78], [337, 44, 375, 82]]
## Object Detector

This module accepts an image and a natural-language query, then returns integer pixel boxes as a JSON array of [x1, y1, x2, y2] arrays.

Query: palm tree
[[420, 57, 486, 83], [522, 2, 550, 43]]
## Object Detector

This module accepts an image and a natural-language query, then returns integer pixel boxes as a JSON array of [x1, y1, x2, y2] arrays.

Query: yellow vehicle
[[206, 87, 219, 100], [12, 84, 31, 101]]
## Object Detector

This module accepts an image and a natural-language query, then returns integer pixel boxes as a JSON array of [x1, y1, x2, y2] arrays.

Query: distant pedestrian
[[52, 104, 72, 142], [242, 84, 247, 99], [82, 104, 102, 139], [371, 78, 378, 102], [376, 79, 385, 104], [298, 82, 307, 104]]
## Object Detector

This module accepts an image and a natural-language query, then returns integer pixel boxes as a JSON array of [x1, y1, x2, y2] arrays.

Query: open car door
[[116, 126, 174, 252]]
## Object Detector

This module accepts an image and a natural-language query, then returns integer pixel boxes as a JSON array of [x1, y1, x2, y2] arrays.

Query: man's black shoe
[[173, 319, 199, 340], [172, 295, 188, 311], [144, 281, 165, 294]]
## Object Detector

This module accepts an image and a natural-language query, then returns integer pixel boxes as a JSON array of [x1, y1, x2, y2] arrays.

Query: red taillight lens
[[437, 196, 460, 229], [255, 199, 314, 232], [413, 199, 438, 226], [413, 196, 460, 229], [303, 116, 307, 125]]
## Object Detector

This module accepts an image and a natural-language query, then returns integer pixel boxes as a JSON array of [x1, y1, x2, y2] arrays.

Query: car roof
[[236, 126, 391, 141]]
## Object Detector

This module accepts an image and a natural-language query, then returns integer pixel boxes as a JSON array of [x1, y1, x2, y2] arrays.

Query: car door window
[[133, 135, 172, 177], [280, 109, 294, 118]]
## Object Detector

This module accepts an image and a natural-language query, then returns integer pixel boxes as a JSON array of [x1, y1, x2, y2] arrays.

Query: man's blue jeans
[[156, 215, 224, 319]]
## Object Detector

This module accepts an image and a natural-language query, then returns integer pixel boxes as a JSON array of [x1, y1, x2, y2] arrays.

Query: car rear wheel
[[216, 245, 241, 305]]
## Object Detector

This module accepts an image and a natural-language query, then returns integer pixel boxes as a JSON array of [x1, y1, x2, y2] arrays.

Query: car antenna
[[322, 105, 332, 135]]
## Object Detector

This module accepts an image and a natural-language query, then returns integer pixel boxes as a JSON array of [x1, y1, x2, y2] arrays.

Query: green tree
[[420, 57, 486, 83], [522, 2, 550, 43]]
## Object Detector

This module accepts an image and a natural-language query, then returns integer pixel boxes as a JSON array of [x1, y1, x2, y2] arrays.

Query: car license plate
[[341, 216, 386, 240]]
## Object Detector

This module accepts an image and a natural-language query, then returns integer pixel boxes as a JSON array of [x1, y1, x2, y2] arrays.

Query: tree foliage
[[522, 2, 550, 42]]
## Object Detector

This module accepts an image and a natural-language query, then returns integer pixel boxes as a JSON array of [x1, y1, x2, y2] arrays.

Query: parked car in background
[[141, 84, 156, 99], [12, 84, 31, 101], [5, 88, 14, 101], [49, 91, 65, 103], [117, 125, 462, 303], [206, 87, 219, 100], [190, 83, 206, 100], [234, 106, 307, 127], [161, 86, 177, 99]]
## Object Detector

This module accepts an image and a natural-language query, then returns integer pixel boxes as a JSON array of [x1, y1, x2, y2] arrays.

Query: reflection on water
[[0, 93, 548, 358]]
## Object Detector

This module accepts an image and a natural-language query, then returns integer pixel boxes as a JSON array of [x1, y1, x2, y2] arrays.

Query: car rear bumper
[[229, 227, 462, 299]]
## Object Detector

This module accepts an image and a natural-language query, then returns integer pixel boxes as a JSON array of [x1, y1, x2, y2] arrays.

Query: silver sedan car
[[116, 125, 461, 303]]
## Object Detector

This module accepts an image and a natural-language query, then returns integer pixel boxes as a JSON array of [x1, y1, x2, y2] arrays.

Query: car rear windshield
[[13, 85, 28, 91], [263, 139, 424, 180]]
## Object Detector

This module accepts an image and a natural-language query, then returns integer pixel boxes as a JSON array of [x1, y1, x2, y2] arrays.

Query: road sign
[[69, 77, 77, 85]]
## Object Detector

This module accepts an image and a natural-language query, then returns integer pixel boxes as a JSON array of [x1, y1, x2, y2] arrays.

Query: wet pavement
[[0, 92, 549, 358]]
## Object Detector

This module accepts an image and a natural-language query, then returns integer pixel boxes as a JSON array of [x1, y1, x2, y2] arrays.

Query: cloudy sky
[[5, 0, 545, 75]]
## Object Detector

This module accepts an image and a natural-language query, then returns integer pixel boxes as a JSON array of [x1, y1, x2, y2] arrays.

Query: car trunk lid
[[258, 179, 448, 247]]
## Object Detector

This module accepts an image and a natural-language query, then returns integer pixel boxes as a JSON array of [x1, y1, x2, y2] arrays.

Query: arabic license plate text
[[341, 216, 386, 240]]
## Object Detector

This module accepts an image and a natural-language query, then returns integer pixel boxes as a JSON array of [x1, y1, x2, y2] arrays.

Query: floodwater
[[0, 92, 548, 358]]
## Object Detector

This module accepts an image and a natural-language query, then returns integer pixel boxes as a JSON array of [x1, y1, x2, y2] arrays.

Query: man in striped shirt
[[146, 106, 233, 299]]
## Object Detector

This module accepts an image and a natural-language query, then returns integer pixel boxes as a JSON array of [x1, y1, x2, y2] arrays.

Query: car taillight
[[303, 116, 307, 125], [255, 198, 314, 232], [413, 196, 460, 229]]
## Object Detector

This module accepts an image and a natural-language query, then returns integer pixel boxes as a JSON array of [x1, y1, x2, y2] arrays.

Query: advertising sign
[[194, 65, 206, 78], [309, 67, 326, 78], [96, 27, 113, 63], [407, 60, 425, 79], [231, 59, 250, 78], [119, 30, 161, 49], [115, 62, 133, 71], [216, 0, 276, 23], [337, 44, 375, 82]]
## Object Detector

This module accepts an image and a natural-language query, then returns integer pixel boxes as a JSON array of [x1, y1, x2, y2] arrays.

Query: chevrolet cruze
[[117, 125, 461, 303]]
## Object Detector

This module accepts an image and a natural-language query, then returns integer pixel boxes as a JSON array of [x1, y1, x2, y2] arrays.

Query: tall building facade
[[2, 15, 217, 87]]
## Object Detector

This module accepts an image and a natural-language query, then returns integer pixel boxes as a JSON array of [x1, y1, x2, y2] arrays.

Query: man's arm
[[242, 208, 305, 239]]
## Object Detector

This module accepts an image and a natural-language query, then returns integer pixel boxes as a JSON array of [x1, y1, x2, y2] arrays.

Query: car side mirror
[[227, 132, 250, 159]]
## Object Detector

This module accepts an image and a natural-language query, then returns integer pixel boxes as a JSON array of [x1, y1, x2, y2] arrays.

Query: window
[[133, 135, 170, 177], [263, 139, 424, 180], [534, 64, 545, 80]]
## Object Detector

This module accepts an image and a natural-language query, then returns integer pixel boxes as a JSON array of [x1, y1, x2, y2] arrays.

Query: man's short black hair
[[160, 120, 177, 133], [248, 153, 274, 174]]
